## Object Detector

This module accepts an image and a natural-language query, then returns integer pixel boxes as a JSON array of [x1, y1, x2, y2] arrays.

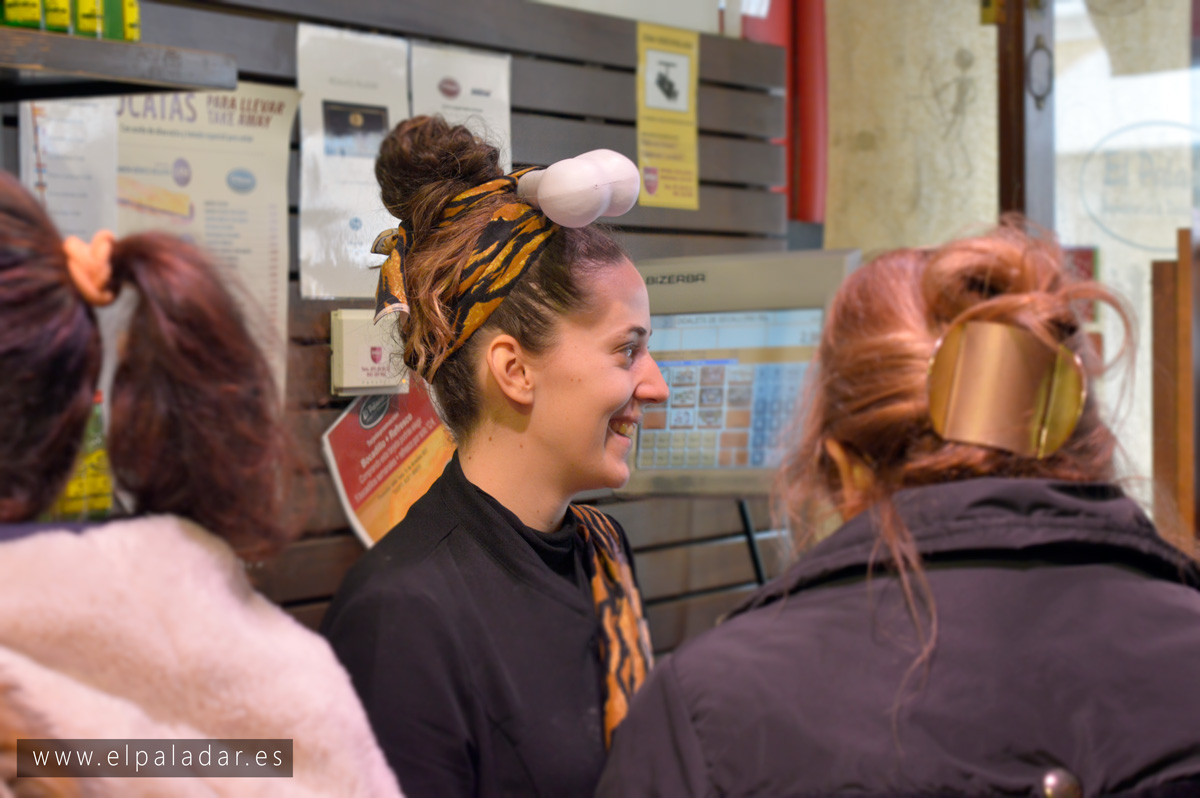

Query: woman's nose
[[637, 356, 670, 404]]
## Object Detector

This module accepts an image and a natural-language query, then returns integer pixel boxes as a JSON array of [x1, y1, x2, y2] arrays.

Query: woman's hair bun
[[921, 219, 1067, 329], [375, 115, 503, 231]]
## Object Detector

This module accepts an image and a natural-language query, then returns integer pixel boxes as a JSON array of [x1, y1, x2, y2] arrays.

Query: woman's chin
[[603, 458, 632, 490], [588, 460, 632, 493], [605, 469, 631, 490]]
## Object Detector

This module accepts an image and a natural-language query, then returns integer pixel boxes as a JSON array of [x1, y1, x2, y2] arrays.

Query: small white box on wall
[[330, 309, 409, 396]]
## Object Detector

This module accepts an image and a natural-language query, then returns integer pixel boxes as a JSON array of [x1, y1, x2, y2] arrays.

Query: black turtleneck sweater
[[322, 453, 633, 798], [475, 486, 591, 596]]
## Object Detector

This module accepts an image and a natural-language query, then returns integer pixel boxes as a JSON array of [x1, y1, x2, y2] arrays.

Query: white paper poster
[[411, 42, 512, 172], [19, 98, 120, 239], [115, 83, 299, 394], [297, 23, 411, 299]]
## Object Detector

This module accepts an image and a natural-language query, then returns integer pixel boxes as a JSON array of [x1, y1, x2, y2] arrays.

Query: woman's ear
[[482, 333, 535, 407], [824, 438, 874, 519]]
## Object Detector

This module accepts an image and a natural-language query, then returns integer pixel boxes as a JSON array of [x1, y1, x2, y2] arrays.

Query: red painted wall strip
[[792, 0, 827, 222]]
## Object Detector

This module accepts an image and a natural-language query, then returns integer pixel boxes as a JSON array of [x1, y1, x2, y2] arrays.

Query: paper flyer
[[297, 24, 412, 299], [410, 41, 512, 173], [636, 22, 700, 210], [19, 98, 120, 239], [114, 83, 298, 394], [322, 383, 457, 546]]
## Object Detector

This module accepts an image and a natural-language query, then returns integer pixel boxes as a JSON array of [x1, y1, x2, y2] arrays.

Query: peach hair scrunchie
[[63, 230, 117, 307]]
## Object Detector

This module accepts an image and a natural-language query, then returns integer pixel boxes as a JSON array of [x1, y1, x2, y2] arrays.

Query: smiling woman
[[498, 259, 661, 504], [321, 115, 669, 798]]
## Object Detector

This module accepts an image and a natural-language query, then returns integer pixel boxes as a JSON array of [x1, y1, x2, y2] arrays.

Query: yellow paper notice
[[636, 22, 700, 210], [979, 0, 1003, 25]]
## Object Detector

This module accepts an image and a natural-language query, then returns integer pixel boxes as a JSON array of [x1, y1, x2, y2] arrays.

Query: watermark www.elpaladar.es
[[17, 739, 293, 778]]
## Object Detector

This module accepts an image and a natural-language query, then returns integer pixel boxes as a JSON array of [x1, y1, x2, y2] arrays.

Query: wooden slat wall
[[4, 0, 791, 652], [245, 507, 792, 653], [194, 0, 784, 89]]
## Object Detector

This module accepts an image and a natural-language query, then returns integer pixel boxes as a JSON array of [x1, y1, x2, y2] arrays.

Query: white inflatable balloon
[[515, 169, 544, 204], [577, 149, 640, 216], [537, 156, 611, 227], [516, 150, 641, 228]]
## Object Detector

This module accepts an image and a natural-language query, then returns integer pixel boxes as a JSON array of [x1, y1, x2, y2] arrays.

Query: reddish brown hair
[[376, 115, 628, 441], [0, 170, 295, 560], [778, 217, 1135, 660]]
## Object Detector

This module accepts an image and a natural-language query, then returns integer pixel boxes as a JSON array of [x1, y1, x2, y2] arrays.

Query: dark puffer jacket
[[598, 479, 1200, 797]]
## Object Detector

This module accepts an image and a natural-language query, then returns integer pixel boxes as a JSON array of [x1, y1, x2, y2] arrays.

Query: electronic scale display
[[619, 249, 859, 497], [639, 308, 821, 474]]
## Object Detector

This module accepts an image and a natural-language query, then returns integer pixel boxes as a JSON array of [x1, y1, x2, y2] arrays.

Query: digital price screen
[[638, 308, 822, 472]]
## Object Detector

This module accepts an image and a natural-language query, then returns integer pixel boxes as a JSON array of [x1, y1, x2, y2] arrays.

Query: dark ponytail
[[107, 233, 295, 560], [0, 171, 295, 559]]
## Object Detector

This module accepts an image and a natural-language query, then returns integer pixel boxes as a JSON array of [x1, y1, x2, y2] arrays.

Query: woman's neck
[[458, 428, 571, 533]]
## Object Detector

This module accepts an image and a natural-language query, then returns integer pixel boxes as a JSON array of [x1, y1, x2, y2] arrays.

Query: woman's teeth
[[610, 421, 636, 438]]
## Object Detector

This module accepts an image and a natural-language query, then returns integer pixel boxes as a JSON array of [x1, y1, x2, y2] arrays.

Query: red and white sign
[[322, 382, 456, 546], [644, 166, 659, 195]]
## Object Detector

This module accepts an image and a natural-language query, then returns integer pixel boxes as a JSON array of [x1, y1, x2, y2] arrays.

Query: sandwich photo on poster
[[322, 101, 390, 158]]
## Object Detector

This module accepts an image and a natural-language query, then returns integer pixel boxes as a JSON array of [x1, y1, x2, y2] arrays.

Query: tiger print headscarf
[[372, 168, 557, 381], [372, 171, 654, 743]]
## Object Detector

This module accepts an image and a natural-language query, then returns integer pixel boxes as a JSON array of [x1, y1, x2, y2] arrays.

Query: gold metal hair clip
[[927, 320, 1086, 459]]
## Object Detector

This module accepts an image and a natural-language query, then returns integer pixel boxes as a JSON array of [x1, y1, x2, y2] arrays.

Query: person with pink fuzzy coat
[[0, 170, 402, 798]]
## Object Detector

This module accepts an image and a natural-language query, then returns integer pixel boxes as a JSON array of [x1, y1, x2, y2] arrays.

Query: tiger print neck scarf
[[372, 168, 558, 381], [569, 504, 654, 748]]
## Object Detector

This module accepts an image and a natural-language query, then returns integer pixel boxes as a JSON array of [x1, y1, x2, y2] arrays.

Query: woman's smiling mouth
[[609, 419, 637, 438]]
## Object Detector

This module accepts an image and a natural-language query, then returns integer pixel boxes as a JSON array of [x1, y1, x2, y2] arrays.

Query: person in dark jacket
[[321, 116, 668, 797], [597, 219, 1200, 798]]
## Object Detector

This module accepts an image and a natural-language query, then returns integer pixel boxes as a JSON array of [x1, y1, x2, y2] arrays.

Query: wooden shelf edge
[[0, 26, 237, 100]]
